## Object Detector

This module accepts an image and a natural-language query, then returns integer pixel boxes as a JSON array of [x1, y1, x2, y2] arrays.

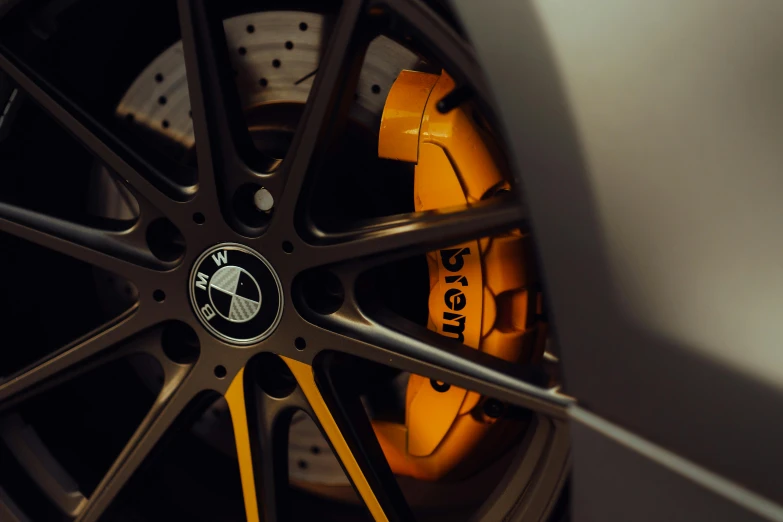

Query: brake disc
[[115, 11, 420, 153]]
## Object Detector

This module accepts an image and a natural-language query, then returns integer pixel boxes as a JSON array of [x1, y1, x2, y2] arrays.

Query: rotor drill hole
[[238, 46, 247, 56], [299, 22, 308, 31], [285, 41, 294, 50], [246, 24, 255, 33], [154, 73, 164, 83], [272, 59, 281, 68], [158, 95, 167, 105]]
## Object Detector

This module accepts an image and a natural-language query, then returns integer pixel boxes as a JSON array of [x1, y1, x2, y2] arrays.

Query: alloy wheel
[[0, 1, 573, 521]]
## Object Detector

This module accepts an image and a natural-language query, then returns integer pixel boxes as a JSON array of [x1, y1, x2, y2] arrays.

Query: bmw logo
[[189, 243, 283, 345]]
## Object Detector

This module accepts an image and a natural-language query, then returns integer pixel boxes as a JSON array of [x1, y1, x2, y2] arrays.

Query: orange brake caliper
[[372, 70, 544, 480]]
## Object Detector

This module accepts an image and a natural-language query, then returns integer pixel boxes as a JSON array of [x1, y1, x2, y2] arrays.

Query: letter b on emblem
[[201, 304, 216, 320]]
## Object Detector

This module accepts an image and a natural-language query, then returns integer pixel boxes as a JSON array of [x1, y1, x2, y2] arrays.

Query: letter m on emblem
[[195, 272, 209, 290], [212, 250, 228, 266]]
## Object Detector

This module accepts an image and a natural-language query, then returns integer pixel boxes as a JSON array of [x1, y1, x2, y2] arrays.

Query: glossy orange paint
[[375, 70, 540, 480]]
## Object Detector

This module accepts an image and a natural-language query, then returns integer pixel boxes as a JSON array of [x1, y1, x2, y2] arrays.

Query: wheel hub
[[190, 243, 284, 345]]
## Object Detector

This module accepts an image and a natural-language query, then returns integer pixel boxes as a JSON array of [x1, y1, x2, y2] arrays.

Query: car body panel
[[452, 0, 783, 517]]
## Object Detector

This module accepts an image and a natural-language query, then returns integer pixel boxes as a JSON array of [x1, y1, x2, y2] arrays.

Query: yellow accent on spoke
[[282, 356, 389, 522], [225, 368, 260, 522]]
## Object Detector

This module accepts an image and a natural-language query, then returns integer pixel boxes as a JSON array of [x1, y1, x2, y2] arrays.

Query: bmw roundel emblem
[[189, 243, 283, 345]]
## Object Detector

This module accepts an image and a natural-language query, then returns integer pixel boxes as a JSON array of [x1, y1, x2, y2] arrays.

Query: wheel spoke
[[0, 414, 88, 517], [305, 194, 526, 268], [227, 365, 315, 522], [177, 0, 266, 216], [283, 356, 402, 522], [0, 307, 151, 411], [371, 0, 492, 114], [309, 310, 571, 419], [0, 202, 168, 277], [252, 393, 298, 522], [312, 353, 415, 522], [75, 365, 207, 522], [0, 46, 192, 211], [276, 0, 368, 214], [225, 368, 264, 522], [225, 369, 262, 522]]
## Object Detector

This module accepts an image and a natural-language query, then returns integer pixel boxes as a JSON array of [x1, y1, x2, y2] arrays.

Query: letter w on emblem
[[212, 250, 228, 266]]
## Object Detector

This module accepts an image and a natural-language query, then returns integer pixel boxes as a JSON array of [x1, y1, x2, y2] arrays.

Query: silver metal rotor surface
[[116, 11, 420, 150], [95, 11, 420, 488]]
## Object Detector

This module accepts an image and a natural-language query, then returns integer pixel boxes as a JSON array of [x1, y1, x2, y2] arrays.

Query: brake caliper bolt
[[482, 398, 505, 418], [253, 187, 274, 212], [430, 379, 451, 393]]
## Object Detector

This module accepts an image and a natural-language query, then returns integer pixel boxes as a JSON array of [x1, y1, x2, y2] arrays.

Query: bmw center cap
[[190, 244, 283, 345]]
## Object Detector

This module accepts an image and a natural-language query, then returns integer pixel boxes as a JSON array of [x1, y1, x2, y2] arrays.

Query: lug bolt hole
[[253, 353, 296, 398], [298, 269, 344, 315], [233, 183, 272, 229], [146, 218, 185, 262], [214, 365, 227, 379], [294, 337, 307, 350], [153, 289, 165, 302], [161, 322, 200, 365], [193, 212, 205, 224], [282, 241, 294, 253]]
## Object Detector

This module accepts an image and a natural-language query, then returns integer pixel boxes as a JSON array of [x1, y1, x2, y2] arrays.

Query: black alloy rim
[[0, 0, 573, 520]]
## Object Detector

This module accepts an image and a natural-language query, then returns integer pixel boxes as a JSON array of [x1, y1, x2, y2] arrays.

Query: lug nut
[[253, 187, 274, 212]]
